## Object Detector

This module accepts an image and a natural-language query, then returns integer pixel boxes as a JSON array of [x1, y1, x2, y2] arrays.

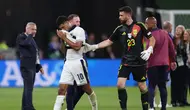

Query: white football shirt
[[63, 26, 86, 60]]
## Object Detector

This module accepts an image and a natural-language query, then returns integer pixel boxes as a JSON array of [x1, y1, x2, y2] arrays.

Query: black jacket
[[16, 33, 41, 72]]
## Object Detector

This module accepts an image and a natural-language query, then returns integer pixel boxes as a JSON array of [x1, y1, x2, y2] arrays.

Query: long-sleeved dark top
[[16, 33, 40, 70], [146, 28, 176, 68]]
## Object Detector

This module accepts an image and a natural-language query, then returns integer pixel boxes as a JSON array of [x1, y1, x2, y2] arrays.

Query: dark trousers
[[170, 69, 178, 103], [188, 69, 190, 95], [147, 65, 168, 109], [170, 66, 188, 104], [21, 67, 36, 110], [183, 67, 190, 103], [66, 82, 85, 110]]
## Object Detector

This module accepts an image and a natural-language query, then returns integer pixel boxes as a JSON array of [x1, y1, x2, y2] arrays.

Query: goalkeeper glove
[[140, 46, 153, 61]]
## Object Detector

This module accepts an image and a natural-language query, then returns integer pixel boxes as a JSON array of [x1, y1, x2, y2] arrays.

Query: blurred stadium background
[[0, 0, 190, 110]]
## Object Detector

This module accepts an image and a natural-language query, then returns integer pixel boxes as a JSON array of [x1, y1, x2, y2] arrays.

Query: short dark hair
[[68, 14, 79, 21], [56, 15, 68, 28], [119, 6, 133, 15]]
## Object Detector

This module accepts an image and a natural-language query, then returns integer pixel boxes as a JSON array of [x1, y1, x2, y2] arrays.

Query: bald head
[[145, 17, 157, 31], [163, 21, 172, 33]]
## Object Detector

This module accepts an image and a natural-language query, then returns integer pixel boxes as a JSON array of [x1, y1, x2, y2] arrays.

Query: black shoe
[[179, 103, 185, 107], [184, 102, 190, 106], [171, 102, 177, 107]]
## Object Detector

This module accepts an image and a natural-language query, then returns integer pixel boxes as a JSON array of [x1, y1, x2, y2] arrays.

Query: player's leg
[[66, 85, 75, 110], [133, 66, 149, 110], [82, 84, 98, 110], [67, 82, 85, 109], [117, 65, 130, 110], [21, 68, 36, 110], [176, 66, 185, 106], [157, 66, 169, 110], [73, 85, 85, 108], [165, 73, 173, 108], [66, 80, 85, 110], [54, 64, 74, 110], [54, 84, 68, 110], [70, 58, 87, 109], [170, 69, 178, 106], [183, 67, 190, 106], [154, 86, 158, 108], [147, 66, 158, 109], [74, 59, 97, 110]]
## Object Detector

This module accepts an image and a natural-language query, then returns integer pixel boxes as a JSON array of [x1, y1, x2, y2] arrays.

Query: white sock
[[159, 101, 161, 105], [154, 97, 157, 106], [88, 91, 98, 110], [53, 95, 65, 110]]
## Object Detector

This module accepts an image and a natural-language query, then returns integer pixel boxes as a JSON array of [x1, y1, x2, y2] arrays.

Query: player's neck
[[126, 18, 133, 25], [65, 25, 72, 31]]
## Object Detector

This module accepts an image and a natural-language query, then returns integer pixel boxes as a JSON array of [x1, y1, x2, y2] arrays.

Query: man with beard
[[84, 6, 156, 110]]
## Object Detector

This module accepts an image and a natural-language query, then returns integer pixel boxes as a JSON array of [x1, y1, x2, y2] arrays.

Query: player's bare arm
[[97, 39, 113, 49], [57, 30, 83, 51], [83, 38, 113, 53], [148, 35, 156, 48]]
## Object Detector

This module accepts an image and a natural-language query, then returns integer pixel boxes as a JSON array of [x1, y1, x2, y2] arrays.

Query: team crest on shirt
[[133, 29, 137, 37], [132, 24, 140, 38]]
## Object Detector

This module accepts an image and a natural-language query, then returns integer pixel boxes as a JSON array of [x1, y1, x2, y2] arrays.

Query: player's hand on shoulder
[[140, 46, 153, 61]]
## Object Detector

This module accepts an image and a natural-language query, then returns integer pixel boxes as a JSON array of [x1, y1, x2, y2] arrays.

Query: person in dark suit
[[16, 22, 44, 110]]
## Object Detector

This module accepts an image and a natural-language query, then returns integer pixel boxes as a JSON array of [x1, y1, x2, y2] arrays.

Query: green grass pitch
[[0, 87, 189, 110]]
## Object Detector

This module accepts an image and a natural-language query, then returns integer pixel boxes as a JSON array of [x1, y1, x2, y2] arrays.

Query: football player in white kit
[[65, 14, 86, 110], [53, 15, 98, 110]]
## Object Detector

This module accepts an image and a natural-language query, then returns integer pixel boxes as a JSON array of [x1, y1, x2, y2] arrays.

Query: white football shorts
[[59, 58, 89, 86]]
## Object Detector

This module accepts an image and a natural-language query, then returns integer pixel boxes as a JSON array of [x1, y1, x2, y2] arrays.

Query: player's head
[[175, 25, 185, 38], [163, 21, 172, 33], [25, 22, 37, 37], [119, 6, 133, 24], [56, 15, 70, 30], [68, 14, 80, 26], [183, 29, 190, 41], [145, 17, 157, 31]]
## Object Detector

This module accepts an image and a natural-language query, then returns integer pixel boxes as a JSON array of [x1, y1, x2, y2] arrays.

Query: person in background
[[163, 21, 174, 39], [185, 29, 190, 96], [100, 34, 115, 59], [0, 39, 9, 59], [86, 32, 96, 58], [171, 25, 187, 107], [151, 21, 174, 108], [48, 34, 61, 59], [0, 40, 9, 50], [182, 29, 190, 106], [16, 22, 44, 110], [145, 17, 176, 110]]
